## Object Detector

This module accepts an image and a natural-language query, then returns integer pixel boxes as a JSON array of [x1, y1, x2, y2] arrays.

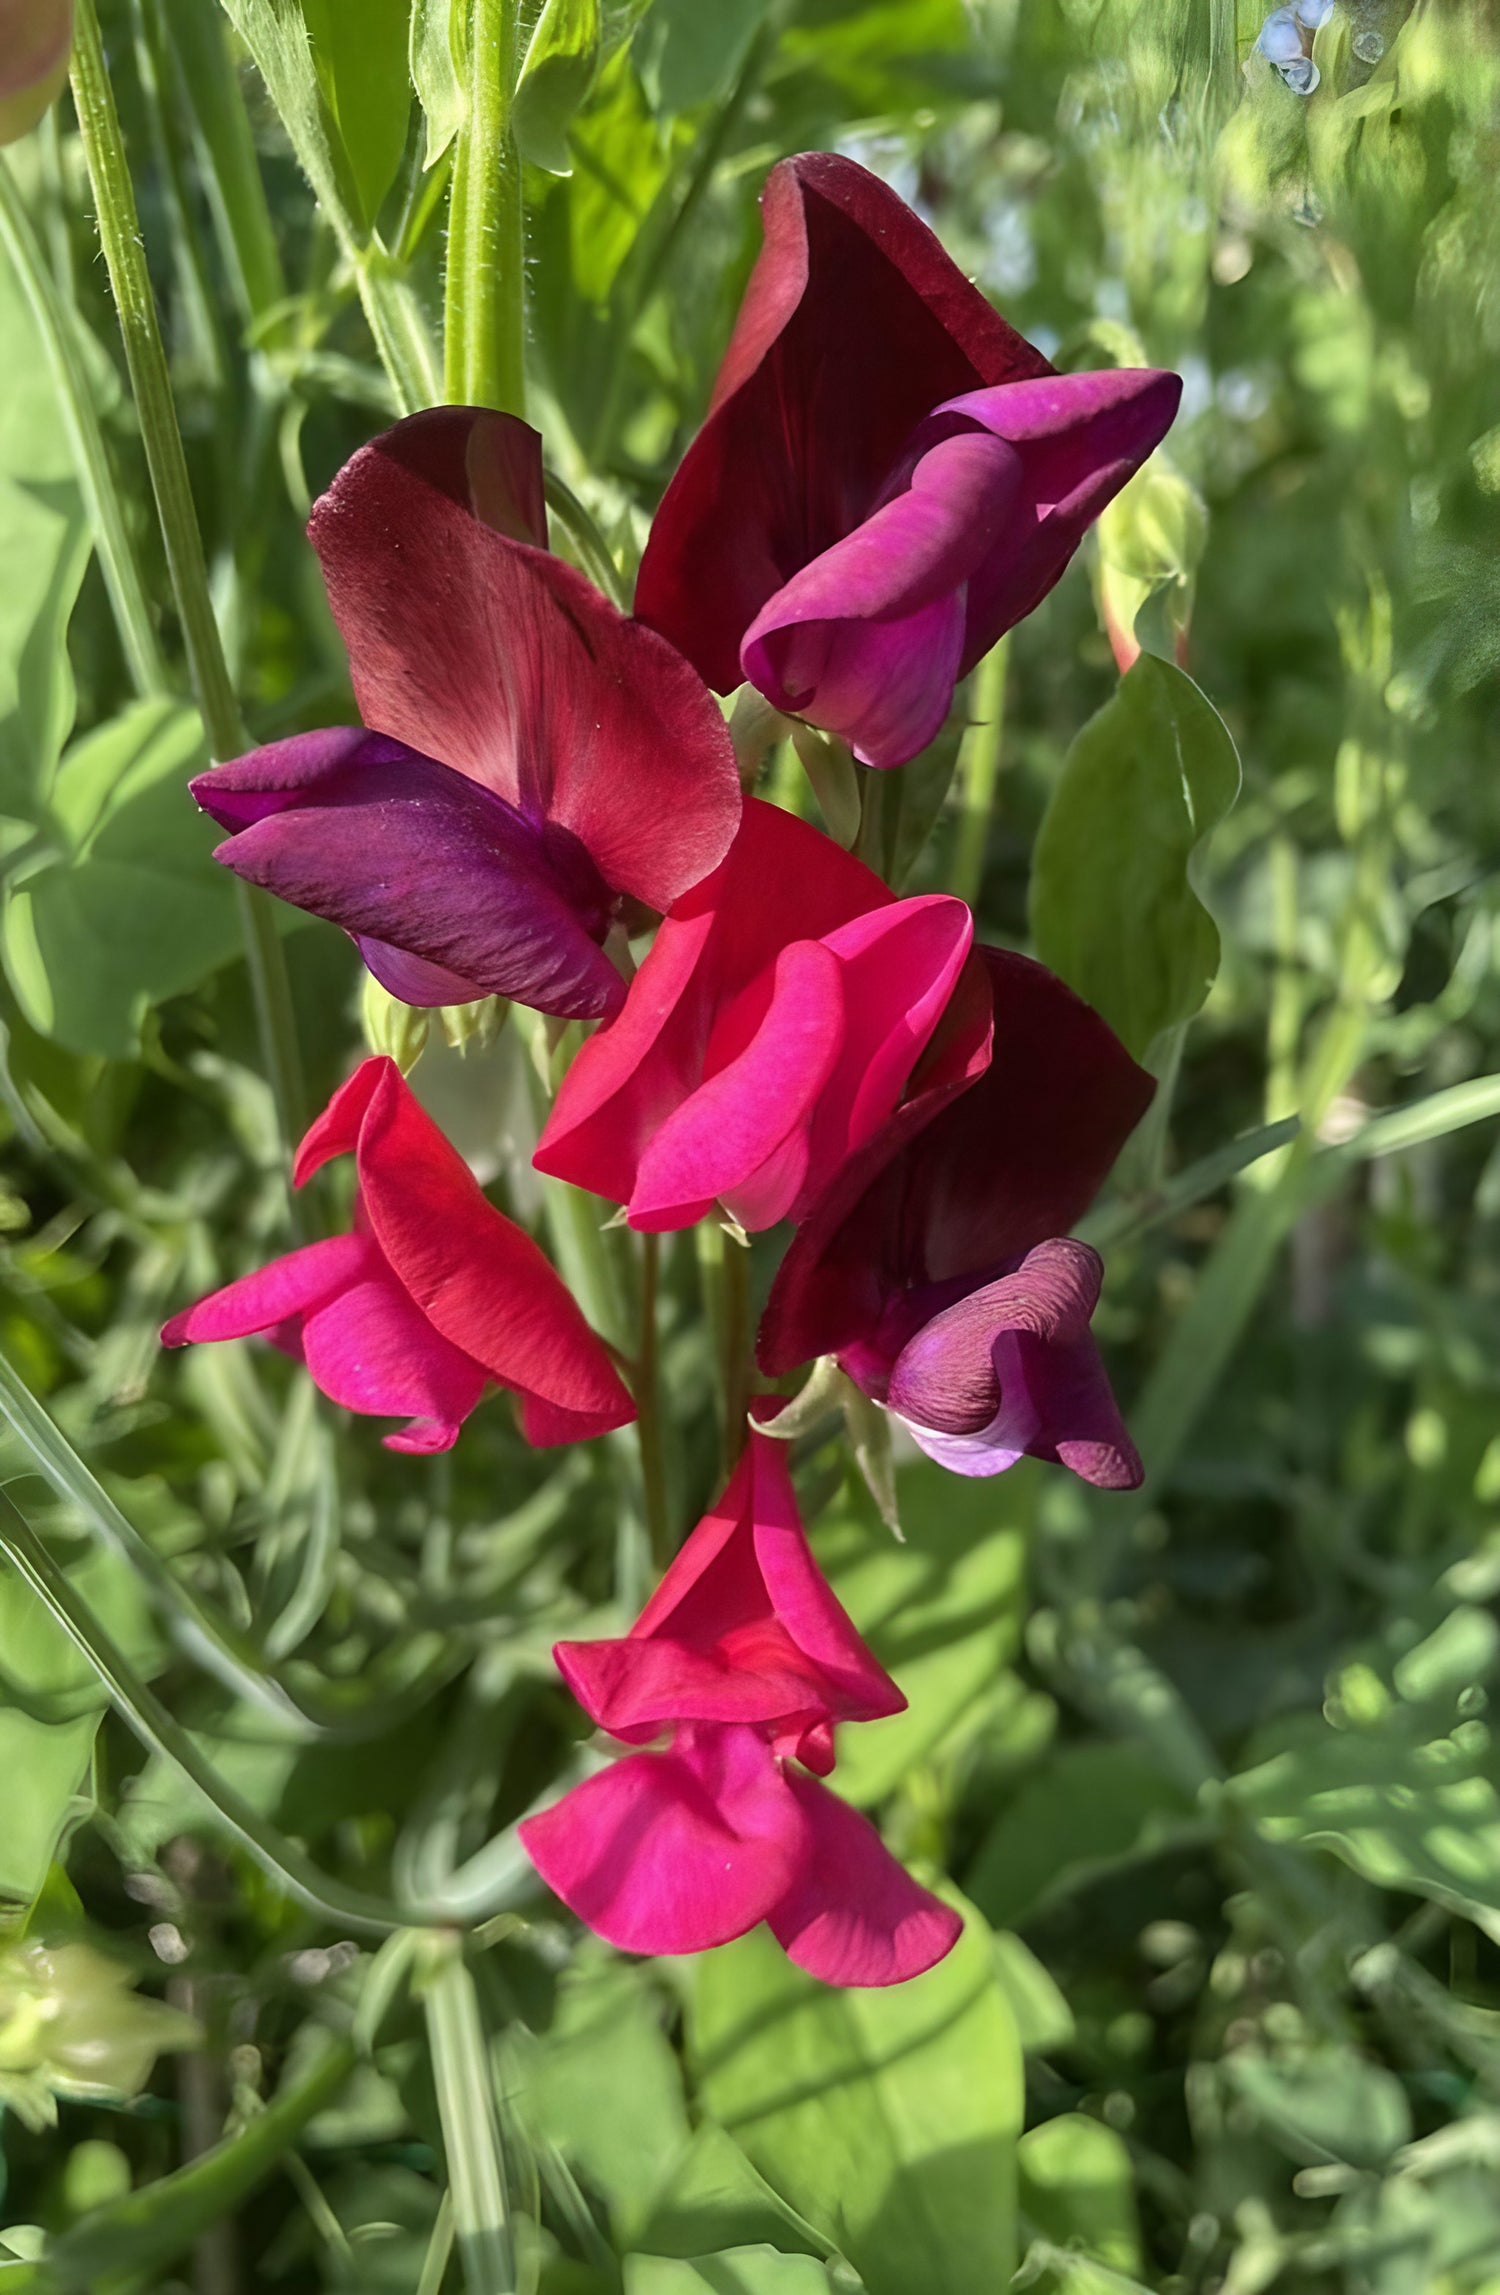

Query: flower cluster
[[164, 154, 1177, 1986]]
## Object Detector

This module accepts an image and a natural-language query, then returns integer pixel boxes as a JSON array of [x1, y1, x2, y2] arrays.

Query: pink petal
[[801, 896, 974, 1212], [767, 1771, 962, 1986], [519, 1725, 812, 1957], [161, 1232, 373, 1347], [298, 1274, 486, 1452], [308, 419, 740, 917], [293, 1060, 634, 1439], [628, 939, 845, 1232], [636, 153, 1050, 693], [535, 800, 891, 1208]]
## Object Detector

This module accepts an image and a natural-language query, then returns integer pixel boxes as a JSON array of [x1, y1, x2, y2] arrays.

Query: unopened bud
[[0, 0, 72, 145], [1095, 458, 1207, 672], [439, 995, 509, 1054], [360, 971, 431, 1072], [0, 1940, 195, 2126]]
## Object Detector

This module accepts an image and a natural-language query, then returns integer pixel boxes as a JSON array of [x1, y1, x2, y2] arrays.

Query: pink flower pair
[[520, 1434, 959, 1988]]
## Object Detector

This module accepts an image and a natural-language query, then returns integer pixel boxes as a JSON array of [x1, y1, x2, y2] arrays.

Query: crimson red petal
[[535, 799, 891, 1207], [309, 416, 740, 915], [636, 152, 1050, 691]]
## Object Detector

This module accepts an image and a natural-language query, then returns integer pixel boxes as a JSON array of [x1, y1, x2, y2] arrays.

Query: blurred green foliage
[[0, 0, 1497, 2289]]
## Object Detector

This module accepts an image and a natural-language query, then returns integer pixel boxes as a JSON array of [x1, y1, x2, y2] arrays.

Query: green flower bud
[[360, 971, 432, 1072], [0, 1939, 196, 2128]]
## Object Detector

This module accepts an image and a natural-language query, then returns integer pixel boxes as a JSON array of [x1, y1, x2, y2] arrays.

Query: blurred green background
[[2, 0, 1500, 2289]]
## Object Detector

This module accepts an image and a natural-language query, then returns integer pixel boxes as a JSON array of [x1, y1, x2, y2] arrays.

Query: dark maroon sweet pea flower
[[759, 948, 1156, 1488], [635, 153, 1181, 769], [520, 1433, 960, 1986], [193, 408, 740, 1020]]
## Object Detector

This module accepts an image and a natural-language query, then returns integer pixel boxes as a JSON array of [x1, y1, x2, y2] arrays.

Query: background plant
[[0, 0, 1498, 2290]]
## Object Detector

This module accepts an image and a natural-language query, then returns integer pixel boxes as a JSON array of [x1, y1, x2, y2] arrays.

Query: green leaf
[[529, 1955, 691, 2244], [624, 2252, 847, 2295], [991, 1933, 1076, 2057], [635, 2123, 838, 2267], [1229, 1613, 1500, 1926], [0, 245, 89, 820], [691, 1895, 1023, 2295], [217, 0, 357, 241], [1222, 2048, 1412, 2171], [410, 0, 466, 165], [301, 0, 413, 230], [1018, 2116, 1142, 2278], [514, 0, 602, 175], [636, 0, 766, 116], [810, 1464, 1026, 1805], [0, 1536, 160, 1910], [2, 698, 242, 1058], [965, 1743, 1202, 1931], [1029, 655, 1240, 1062]]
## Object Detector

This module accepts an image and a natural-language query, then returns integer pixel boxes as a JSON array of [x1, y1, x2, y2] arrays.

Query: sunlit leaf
[[514, 0, 602, 175]]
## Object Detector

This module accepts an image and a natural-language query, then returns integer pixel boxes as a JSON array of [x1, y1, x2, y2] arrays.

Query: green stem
[[423, 1940, 517, 2295], [950, 635, 1010, 908], [0, 159, 166, 698], [67, 0, 307, 1152], [635, 1232, 670, 1568], [0, 1500, 403, 1937], [445, 0, 525, 414]]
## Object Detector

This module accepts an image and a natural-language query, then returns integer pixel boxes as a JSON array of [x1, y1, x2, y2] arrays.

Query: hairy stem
[[445, 0, 525, 414]]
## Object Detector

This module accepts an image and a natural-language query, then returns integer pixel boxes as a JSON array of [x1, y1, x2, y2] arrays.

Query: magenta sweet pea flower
[[532, 798, 974, 1232], [759, 949, 1156, 1487], [192, 409, 740, 1020], [520, 1433, 960, 1986], [636, 153, 1181, 768], [162, 1057, 634, 1453]]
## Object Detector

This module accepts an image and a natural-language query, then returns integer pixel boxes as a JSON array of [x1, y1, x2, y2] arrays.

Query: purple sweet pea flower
[[758, 948, 1156, 1488], [636, 153, 1182, 769], [193, 408, 740, 1020]]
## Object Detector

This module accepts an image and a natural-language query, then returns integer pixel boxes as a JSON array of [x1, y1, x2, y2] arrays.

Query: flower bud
[[439, 995, 509, 1054], [1094, 459, 1208, 672], [359, 970, 432, 1072], [0, 0, 73, 146], [0, 1939, 196, 2129]]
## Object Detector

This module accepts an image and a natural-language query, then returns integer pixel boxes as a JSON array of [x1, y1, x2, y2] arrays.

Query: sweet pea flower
[[759, 949, 1155, 1487], [0, 0, 72, 144], [192, 409, 740, 1020], [162, 1057, 633, 1453], [635, 153, 1181, 770], [520, 1433, 960, 1986], [533, 798, 975, 1232]]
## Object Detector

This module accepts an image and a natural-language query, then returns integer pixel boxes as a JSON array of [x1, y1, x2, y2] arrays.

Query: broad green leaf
[[514, 0, 602, 175], [1029, 654, 1240, 1062], [635, 2124, 836, 2267], [566, 50, 676, 306], [1018, 2116, 1142, 2278], [1222, 2047, 1411, 2171], [301, 0, 413, 230], [691, 1895, 1023, 2295], [2, 699, 242, 1058], [811, 1464, 1025, 1804], [624, 2252, 846, 2295], [528, 1954, 691, 2244], [0, 1709, 96, 1912], [0, 246, 88, 820], [991, 1932, 1076, 2057], [636, 0, 766, 116], [965, 1743, 1202, 1930], [410, 0, 466, 165]]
